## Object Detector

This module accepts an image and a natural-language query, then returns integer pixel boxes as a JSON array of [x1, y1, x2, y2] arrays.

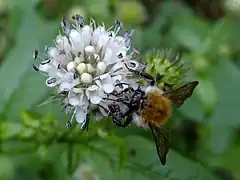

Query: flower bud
[[97, 61, 106, 74], [84, 45, 95, 55], [67, 61, 77, 72], [86, 63, 95, 73], [81, 73, 93, 84], [77, 63, 87, 74]]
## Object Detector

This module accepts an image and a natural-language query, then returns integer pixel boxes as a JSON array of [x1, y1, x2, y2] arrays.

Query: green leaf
[[0, 0, 58, 121], [0, 122, 21, 140], [84, 136, 218, 180], [0, 156, 15, 180]]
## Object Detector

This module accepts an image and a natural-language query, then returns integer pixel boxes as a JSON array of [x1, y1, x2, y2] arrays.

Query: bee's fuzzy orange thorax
[[141, 90, 172, 127]]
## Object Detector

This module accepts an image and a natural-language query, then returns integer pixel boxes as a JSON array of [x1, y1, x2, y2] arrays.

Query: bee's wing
[[163, 81, 199, 108], [149, 124, 170, 165]]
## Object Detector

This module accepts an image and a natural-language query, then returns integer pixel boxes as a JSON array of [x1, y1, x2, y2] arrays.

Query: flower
[[33, 15, 142, 128]]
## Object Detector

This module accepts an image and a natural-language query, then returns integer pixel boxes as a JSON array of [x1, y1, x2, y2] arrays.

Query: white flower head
[[33, 15, 142, 128]]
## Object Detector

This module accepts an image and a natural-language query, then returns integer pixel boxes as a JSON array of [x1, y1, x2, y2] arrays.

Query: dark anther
[[115, 20, 122, 27], [57, 64, 61, 69], [40, 59, 51, 65], [74, 14, 84, 28], [109, 32, 113, 37], [33, 49, 38, 60], [61, 17, 71, 35], [47, 77, 57, 85], [66, 120, 72, 128], [32, 64, 39, 71], [117, 53, 123, 59]]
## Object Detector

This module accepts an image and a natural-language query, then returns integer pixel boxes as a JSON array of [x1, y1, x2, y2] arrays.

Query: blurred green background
[[0, 0, 240, 179]]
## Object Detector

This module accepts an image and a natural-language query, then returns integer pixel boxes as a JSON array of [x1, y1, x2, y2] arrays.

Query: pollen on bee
[[141, 88, 172, 127]]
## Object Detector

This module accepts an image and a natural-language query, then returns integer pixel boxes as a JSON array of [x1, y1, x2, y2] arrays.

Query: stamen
[[40, 59, 51, 65], [90, 17, 96, 30], [33, 49, 38, 60], [32, 64, 39, 71], [67, 108, 76, 128], [61, 17, 71, 35], [44, 46, 49, 52], [114, 20, 122, 34], [73, 14, 84, 28], [89, 54, 95, 67], [66, 120, 72, 128], [46, 77, 57, 85], [124, 37, 131, 48]]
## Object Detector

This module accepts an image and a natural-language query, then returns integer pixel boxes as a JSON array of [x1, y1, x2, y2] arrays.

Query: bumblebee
[[99, 62, 199, 165]]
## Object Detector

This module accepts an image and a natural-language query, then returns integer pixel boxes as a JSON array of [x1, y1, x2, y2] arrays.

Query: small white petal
[[86, 85, 103, 104], [74, 56, 84, 64], [75, 107, 87, 123], [69, 29, 82, 43], [68, 96, 80, 106], [79, 94, 89, 108], [81, 25, 92, 46], [91, 26, 105, 45], [87, 84, 99, 91], [61, 72, 74, 82], [84, 45, 95, 55], [73, 88, 83, 93], [38, 63, 55, 72], [114, 36, 124, 44], [56, 35, 71, 52], [47, 47, 58, 58], [59, 82, 72, 92], [96, 34, 109, 52], [99, 73, 114, 93], [69, 29, 84, 55]]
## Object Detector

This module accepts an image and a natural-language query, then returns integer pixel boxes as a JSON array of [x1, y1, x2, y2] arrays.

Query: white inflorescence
[[34, 15, 143, 128]]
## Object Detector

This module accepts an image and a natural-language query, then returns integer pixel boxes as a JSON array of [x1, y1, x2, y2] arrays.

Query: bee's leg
[[124, 63, 155, 86], [102, 97, 129, 105], [122, 114, 133, 127], [98, 104, 125, 127], [81, 114, 90, 130]]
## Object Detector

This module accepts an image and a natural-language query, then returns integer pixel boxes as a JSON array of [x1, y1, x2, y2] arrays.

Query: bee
[[99, 62, 199, 165]]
